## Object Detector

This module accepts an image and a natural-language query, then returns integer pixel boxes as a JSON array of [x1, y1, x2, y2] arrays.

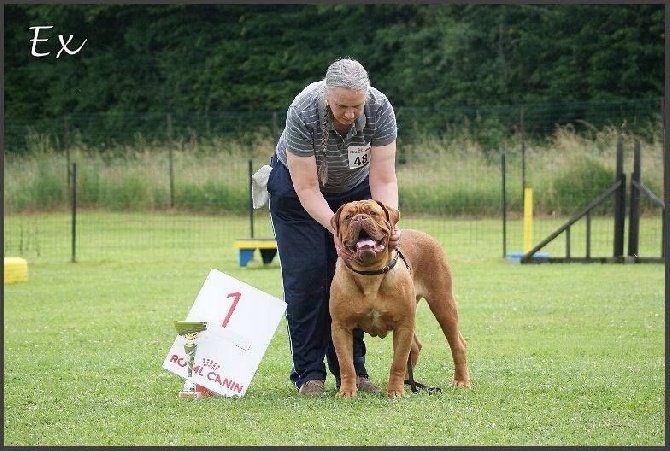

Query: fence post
[[627, 140, 641, 257], [248, 159, 254, 238], [663, 97, 668, 262], [167, 113, 175, 208], [70, 163, 77, 263], [64, 115, 71, 182], [612, 140, 625, 257], [501, 149, 507, 258], [523, 187, 533, 254], [520, 106, 526, 190], [272, 111, 279, 139]]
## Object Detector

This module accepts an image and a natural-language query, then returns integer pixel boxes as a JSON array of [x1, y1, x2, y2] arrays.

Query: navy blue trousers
[[267, 155, 371, 389]]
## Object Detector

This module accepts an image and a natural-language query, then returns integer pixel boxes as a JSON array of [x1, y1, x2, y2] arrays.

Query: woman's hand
[[334, 234, 356, 261], [388, 225, 401, 249]]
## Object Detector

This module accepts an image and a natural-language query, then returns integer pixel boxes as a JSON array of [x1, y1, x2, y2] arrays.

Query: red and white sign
[[162, 269, 286, 397]]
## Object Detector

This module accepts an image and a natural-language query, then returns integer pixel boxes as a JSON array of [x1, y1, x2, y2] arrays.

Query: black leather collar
[[343, 249, 408, 276]]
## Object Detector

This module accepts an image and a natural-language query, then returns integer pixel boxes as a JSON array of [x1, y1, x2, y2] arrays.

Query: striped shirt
[[275, 81, 397, 193]]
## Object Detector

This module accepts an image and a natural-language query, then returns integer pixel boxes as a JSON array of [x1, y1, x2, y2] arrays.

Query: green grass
[[4, 211, 663, 266], [3, 214, 664, 446], [3, 125, 665, 217]]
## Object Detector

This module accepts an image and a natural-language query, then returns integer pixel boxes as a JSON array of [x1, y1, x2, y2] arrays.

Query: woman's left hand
[[388, 225, 401, 249]]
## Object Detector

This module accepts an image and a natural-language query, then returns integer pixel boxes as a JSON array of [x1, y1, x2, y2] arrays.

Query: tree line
[[4, 4, 664, 143]]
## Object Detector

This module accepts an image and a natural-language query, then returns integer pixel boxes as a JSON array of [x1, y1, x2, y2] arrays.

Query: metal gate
[[520, 140, 664, 263]]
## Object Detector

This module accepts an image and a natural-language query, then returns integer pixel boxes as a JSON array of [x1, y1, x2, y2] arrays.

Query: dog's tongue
[[356, 239, 377, 250]]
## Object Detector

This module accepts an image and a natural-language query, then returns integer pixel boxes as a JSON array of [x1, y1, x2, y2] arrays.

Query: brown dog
[[329, 199, 470, 398]]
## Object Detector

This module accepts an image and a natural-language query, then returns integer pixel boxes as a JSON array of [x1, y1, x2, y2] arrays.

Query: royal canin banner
[[162, 269, 286, 397]]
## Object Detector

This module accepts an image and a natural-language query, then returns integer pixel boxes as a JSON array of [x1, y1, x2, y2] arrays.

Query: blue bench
[[233, 238, 278, 267]]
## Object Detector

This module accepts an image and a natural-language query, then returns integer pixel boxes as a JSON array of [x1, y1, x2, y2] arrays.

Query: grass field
[[3, 214, 665, 446]]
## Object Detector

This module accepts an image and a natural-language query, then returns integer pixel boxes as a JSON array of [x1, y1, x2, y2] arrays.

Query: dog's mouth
[[351, 229, 386, 255]]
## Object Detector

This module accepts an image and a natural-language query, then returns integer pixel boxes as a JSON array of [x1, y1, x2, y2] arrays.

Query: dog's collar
[[343, 249, 409, 276]]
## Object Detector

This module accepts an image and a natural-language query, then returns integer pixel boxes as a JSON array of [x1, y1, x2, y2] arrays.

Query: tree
[[4, 4, 663, 125]]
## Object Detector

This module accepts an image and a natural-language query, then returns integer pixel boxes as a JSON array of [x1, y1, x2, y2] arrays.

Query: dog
[[329, 199, 470, 398]]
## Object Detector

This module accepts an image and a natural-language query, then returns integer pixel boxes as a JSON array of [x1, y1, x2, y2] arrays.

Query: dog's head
[[331, 199, 400, 265]]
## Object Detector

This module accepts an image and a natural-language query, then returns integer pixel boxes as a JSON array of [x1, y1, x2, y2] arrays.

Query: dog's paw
[[452, 378, 470, 388], [336, 388, 358, 398], [385, 388, 406, 398]]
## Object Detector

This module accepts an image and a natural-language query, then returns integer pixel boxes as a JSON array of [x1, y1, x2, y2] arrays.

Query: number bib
[[347, 143, 371, 169]]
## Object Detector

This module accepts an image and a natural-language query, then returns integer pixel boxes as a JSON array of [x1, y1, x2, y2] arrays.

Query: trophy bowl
[[174, 321, 208, 399]]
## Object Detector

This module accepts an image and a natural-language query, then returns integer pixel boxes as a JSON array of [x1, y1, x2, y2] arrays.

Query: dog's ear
[[374, 200, 400, 227], [331, 204, 346, 233]]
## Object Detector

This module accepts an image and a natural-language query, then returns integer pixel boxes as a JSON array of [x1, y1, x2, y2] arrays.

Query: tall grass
[[3, 124, 664, 216]]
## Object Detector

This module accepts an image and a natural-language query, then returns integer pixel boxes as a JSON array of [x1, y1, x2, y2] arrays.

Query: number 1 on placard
[[221, 291, 241, 328]]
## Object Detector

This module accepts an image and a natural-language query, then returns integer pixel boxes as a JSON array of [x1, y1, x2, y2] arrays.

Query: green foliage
[[551, 158, 616, 215], [100, 173, 158, 211], [4, 153, 67, 211], [399, 187, 501, 217], [4, 123, 664, 219], [176, 181, 247, 213], [76, 164, 102, 205], [3, 3, 663, 150], [33, 169, 67, 210]]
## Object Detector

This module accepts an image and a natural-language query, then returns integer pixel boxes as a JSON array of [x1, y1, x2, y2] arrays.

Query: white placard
[[347, 143, 370, 169], [162, 269, 286, 397]]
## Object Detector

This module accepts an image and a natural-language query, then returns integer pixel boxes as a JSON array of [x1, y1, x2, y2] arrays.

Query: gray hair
[[317, 58, 369, 187], [323, 58, 370, 95]]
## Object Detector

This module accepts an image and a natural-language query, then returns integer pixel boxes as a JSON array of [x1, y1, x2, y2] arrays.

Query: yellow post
[[523, 187, 533, 254]]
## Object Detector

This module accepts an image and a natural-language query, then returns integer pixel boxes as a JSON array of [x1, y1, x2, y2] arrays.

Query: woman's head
[[324, 58, 369, 126], [324, 58, 370, 94]]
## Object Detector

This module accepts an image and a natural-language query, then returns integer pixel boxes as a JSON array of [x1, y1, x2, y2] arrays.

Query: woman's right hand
[[334, 234, 356, 261]]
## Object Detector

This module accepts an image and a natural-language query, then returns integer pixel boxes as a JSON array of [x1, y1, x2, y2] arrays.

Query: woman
[[267, 58, 400, 395]]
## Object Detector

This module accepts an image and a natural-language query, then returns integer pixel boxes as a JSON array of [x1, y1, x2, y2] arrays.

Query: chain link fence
[[4, 100, 665, 264], [4, 99, 663, 153]]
